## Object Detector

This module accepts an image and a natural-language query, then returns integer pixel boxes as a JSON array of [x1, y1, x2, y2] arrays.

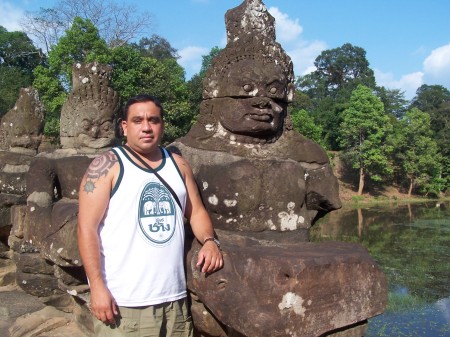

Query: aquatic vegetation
[[312, 201, 450, 336]]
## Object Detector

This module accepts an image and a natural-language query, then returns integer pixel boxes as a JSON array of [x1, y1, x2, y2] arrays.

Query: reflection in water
[[311, 201, 450, 337]]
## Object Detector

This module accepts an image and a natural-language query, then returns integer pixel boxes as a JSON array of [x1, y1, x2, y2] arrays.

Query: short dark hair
[[122, 94, 164, 121]]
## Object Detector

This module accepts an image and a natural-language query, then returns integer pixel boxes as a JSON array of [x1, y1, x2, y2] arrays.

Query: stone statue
[[0, 87, 44, 155], [168, 1, 386, 337], [171, 0, 341, 240], [59, 62, 120, 154], [0, 88, 44, 251]]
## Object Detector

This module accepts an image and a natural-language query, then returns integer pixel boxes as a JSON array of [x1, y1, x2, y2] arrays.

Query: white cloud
[[423, 42, 450, 87], [287, 40, 327, 77], [268, 7, 302, 43], [376, 42, 450, 99], [375, 69, 424, 99], [266, 7, 325, 78], [0, 1, 24, 32], [178, 46, 209, 79]]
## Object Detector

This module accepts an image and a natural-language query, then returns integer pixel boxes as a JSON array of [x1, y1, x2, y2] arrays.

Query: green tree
[[0, 67, 33, 116], [289, 89, 313, 112], [133, 35, 179, 61], [290, 109, 324, 147], [186, 46, 222, 116], [110, 45, 192, 143], [375, 86, 408, 120], [297, 43, 376, 150], [0, 26, 42, 69], [409, 85, 450, 156], [32, 65, 66, 136], [198, 46, 222, 77], [299, 43, 376, 99], [410, 84, 450, 112], [0, 26, 43, 116], [410, 84, 450, 194], [33, 17, 109, 137], [391, 108, 442, 196], [47, 17, 109, 87], [339, 85, 392, 195]]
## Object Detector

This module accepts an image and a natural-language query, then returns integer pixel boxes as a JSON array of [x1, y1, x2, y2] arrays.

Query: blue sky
[[2, 0, 450, 99]]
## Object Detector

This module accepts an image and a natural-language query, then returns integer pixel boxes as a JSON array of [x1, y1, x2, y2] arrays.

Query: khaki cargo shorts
[[93, 297, 193, 337]]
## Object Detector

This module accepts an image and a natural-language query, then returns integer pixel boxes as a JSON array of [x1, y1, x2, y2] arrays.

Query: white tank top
[[98, 146, 187, 306]]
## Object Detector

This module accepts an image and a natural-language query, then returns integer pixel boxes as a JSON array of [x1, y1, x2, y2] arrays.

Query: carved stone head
[[204, 52, 292, 138], [0, 87, 44, 154], [189, 0, 294, 144], [60, 62, 120, 153]]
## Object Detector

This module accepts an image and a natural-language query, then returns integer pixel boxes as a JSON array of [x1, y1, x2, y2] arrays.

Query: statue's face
[[76, 110, 116, 148], [214, 96, 285, 136], [214, 59, 290, 136], [59, 89, 120, 150], [7, 112, 42, 149], [80, 115, 114, 139]]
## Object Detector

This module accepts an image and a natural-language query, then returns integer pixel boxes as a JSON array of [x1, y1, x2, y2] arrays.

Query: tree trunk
[[358, 167, 365, 196], [357, 207, 364, 237], [407, 203, 413, 223], [408, 176, 414, 197]]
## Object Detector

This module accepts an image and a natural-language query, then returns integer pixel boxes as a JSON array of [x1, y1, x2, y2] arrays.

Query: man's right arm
[[77, 151, 119, 324]]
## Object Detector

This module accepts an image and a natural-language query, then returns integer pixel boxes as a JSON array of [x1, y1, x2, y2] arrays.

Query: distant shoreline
[[338, 183, 449, 206]]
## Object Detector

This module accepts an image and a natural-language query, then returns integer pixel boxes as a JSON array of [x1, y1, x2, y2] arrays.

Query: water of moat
[[311, 200, 450, 337]]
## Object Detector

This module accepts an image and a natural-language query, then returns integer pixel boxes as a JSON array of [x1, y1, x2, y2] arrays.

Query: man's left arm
[[174, 154, 223, 273]]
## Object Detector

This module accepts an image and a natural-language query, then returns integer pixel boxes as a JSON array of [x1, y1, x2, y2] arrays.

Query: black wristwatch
[[204, 237, 221, 250]]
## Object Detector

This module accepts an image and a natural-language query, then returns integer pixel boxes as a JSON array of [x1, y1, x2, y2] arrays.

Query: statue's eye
[[243, 84, 253, 92], [82, 121, 91, 130], [102, 121, 112, 131], [269, 87, 278, 94]]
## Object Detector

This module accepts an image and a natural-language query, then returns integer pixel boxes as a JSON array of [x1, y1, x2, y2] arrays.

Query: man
[[78, 94, 223, 337]]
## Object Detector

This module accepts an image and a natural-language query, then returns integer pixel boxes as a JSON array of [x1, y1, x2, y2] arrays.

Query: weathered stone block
[[0, 172, 27, 195], [0, 257, 16, 286], [187, 230, 387, 337], [15, 271, 62, 297], [13, 252, 54, 275], [8, 237, 39, 254], [10, 205, 28, 239], [54, 157, 91, 199], [26, 199, 81, 267]]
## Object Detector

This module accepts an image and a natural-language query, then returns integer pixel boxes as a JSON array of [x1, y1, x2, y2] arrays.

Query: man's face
[[214, 59, 289, 136], [121, 101, 164, 154]]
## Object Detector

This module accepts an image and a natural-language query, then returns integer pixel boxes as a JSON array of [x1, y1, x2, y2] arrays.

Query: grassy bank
[[338, 182, 449, 208]]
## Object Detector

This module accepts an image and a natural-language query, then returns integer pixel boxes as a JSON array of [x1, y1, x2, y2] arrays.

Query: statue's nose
[[91, 126, 100, 137], [252, 97, 272, 108]]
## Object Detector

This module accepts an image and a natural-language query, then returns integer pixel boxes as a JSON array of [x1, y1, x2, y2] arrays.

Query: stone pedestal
[[187, 230, 387, 337]]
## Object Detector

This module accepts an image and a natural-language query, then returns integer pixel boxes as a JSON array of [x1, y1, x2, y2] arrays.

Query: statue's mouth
[[248, 113, 273, 122], [78, 134, 115, 148]]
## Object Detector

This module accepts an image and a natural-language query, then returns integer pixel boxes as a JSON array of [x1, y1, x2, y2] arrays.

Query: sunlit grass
[[386, 291, 426, 312]]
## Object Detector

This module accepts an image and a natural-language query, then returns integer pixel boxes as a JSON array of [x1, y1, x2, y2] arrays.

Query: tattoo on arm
[[83, 152, 117, 193]]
